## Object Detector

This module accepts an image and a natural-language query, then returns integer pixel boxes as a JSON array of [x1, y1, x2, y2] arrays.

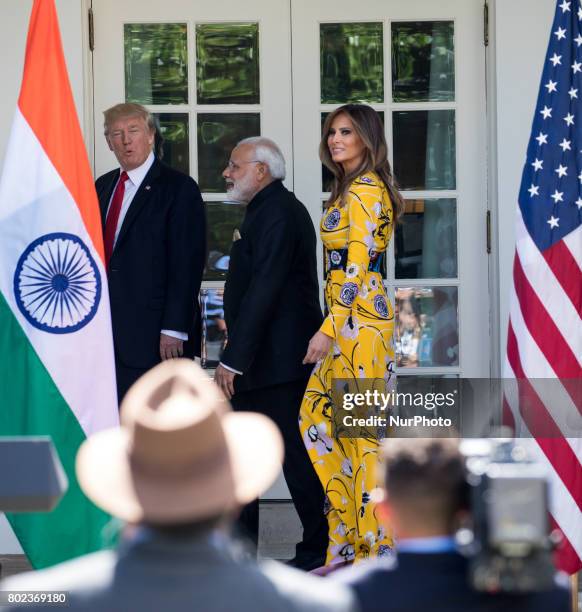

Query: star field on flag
[[519, 1, 582, 251]]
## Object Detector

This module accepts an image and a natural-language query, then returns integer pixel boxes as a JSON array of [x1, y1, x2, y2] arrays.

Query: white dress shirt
[[107, 152, 187, 341], [107, 152, 155, 245], [219, 362, 243, 375]]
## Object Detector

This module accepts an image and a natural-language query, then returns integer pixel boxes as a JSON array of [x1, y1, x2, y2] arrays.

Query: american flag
[[504, 0, 582, 573]]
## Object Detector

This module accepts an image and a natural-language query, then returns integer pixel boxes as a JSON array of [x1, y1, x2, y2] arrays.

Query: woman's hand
[[302, 331, 333, 364]]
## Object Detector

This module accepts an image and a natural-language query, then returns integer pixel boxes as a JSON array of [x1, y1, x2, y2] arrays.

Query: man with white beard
[[214, 137, 328, 571]]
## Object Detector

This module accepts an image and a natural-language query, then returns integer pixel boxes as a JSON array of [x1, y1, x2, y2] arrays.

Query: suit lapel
[[97, 170, 120, 232], [115, 159, 162, 250]]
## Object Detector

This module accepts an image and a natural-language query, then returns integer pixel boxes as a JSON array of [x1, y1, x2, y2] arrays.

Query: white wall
[[0, 0, 88, 168], [0, 0, 87, 557], [493, 0, 555, 364]]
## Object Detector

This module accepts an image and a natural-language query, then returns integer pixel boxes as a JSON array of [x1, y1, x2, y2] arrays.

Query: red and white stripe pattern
[[505, 0, 582, 574], [505, 211, 582, 574]]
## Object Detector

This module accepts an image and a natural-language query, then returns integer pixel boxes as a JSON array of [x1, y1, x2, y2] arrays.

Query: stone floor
[[258, 500, 301, 561]]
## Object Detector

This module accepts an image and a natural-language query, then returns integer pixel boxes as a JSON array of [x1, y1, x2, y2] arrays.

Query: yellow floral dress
[[299, 171, 395, 566]]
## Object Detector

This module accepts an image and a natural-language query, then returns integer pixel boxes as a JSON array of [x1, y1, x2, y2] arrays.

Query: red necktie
[[104, 171, 129, 268]]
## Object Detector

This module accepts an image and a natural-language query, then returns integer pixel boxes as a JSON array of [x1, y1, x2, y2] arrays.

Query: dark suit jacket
[[337, 551, 570, 612], [1, 531, 357, 612], [222, 180, 323, 392], [96, 158, 206, 368]]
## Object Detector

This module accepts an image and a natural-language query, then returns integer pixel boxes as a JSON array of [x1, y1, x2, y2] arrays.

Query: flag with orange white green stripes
[[0, 0, 118, 568]]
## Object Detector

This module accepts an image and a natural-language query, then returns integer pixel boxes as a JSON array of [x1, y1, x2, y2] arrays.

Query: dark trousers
[[231, 379, 328, 561], [115, 357, 148, 405]]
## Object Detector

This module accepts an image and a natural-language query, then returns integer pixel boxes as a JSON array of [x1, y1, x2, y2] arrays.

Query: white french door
[[291, 0, 489, 379], [91, 0, 490, 497]]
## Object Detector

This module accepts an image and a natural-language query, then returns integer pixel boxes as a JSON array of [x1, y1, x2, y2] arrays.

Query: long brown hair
[[320, 104, 405, 219]]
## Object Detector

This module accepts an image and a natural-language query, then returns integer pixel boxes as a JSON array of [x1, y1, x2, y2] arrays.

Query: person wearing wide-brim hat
[[1, 360, 357, 612]]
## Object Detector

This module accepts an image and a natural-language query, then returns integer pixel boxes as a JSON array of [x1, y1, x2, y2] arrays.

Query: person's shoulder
[[259, 560, 358, 612], [348, 172, 384, 204], [350, 172, 382, 190], [1, 550, 116, 594], [333, 555, 398, 588], [265, 181, 295, 206], [95, 167, 118, 186], [281, 187, 313, 221], [156, 161, 200, 191], [538, 572, 571, 607], [261, 184, 298, 221]]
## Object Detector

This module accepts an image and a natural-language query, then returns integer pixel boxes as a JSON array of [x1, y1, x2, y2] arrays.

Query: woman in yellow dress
[[300, 103, 404, 568]]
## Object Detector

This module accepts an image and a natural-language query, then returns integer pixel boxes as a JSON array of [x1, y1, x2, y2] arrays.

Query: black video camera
[[458, 439, 558, 593]]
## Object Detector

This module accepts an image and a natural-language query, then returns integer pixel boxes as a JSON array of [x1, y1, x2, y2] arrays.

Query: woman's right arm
[[319, 177, 383, 340]]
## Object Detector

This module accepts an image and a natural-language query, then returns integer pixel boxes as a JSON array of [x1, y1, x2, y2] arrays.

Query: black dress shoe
[[284, 553, 326, 572]]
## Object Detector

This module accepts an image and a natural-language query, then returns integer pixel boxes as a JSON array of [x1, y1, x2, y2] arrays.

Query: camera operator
[[336, 438, 570, 612]]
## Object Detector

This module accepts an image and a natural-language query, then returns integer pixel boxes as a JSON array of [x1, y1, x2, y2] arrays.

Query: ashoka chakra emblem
[[14, 233, 101, 334]]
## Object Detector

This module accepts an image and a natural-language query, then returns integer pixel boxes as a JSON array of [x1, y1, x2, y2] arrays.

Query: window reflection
[[393, 110, 456, 190], [205, 201, 246, 281], [196, 23, 260, 104], [391, 21, 455, 102], [320, 22, 384, 103], [197, 113, 261, 192], [395, 199, 457, 279], [395, 287, 459, 367], [124, 23, 188, 105], [200, 288, 227, 369], [153, 113, 189, 175]]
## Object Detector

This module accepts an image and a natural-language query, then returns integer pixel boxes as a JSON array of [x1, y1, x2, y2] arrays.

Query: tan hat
[[76, 359, 283, 524]]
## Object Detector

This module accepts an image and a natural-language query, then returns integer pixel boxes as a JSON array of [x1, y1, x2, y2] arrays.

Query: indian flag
[[0, 0, 118, 568]]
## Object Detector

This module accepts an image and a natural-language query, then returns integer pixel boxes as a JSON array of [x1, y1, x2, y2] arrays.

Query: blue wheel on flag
[[13, 232, 101, 334]]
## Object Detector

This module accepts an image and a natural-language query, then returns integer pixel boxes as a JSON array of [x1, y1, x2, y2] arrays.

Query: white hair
[[237, 137, 286, 180]]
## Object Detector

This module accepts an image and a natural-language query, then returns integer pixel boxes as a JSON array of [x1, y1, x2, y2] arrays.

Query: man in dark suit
[[95, 103, 205, 402], [214, 137, 328, 570], [337, 438, 570, 612]]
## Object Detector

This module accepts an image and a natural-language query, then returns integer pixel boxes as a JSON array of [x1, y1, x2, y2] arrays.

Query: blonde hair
[[103, 103, 156, 135], [320, 104, 404, 219]]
